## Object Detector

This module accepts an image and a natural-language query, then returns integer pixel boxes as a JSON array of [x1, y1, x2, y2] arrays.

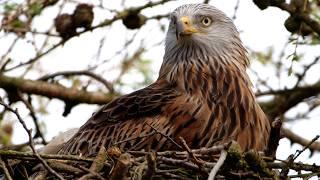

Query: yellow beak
[[176, 16, 198, 40]]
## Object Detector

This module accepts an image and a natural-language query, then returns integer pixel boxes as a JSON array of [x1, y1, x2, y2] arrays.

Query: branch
[[146, 123, 182, 149], [38, 70, 114, 93], [0, 74, 115, 105], [18, 92, 47, 144], [268, 2, 320, 36], [293, 134, 320, 160], [0, 157, 13, 180], [256, 81, 320, 96], [4, 41, 64, 72], [268, 160, 320, 172], [109, 153, 132, 180], [259, 81, 320, 119], [208, 150, 227, 180], [3, 0, 174, 72], [0, 150, 97, 163], [265, 118, 282, 157], [0, 101, 64, 180], [282, 128, 320, 152]]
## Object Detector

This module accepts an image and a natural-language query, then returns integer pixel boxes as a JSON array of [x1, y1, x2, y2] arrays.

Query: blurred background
[[0, 0, 319, 169]]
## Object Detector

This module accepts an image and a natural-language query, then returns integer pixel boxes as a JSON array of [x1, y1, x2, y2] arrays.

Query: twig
[[142, 152, 156, 180], [293, 134, 320, 160], [17, 91, 47, 144], [0, 74, 116, 105], [0, 141, 38, 151], [0, 101, 65, 180], [46, 160, 84, 175], [0, 150, 96, 163], [280, 154, 293, 177], [232, 0, 240, 20], [179, 137, 205, 169], [147, 13, 170, 20], [77, 165, 105, 180], [90, 146, 107, 169], [0, 157, 13, 180], [0, 37, 19, 72], [109, 153, 132, 180], [289, 172, 320, 179], [146, 123, 182, 149], [282, 128, 320, 152], [267, 161, 320, 172], [265, 118, 282, 157], [113, 132, 156, 145], [269, 2, 320, 36], [158, 156, 207, 171], [191, 144, 227, 154], [128, 143, 227, 157], [4, 41, 64, 72], [208, 150, 227, 180], [3, 0, 173, 72], [158, 171, 193, 180], [38, 70, 115, 93], [294, 56, 320, 87]]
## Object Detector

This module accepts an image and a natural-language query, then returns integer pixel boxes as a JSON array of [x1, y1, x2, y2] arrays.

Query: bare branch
[[282, 128, 320, 152], [259, 81, 320, 119], [146, 123, 182, 150], [0, 74, 115, 105], [293, 134, 320, 160], [0, 157, 13, 180], [269, 2, 320, 36], [208, 150, 227, 180], [39, 70, 115, 93], [0, 101, 64, 180]]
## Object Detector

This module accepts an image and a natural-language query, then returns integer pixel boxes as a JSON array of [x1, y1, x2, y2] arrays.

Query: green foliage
[[4, 2, 18, 12], [28, 2, 44, 17], [0, 123, 13, 146], [310, 37, 320, 45], [252, 47, 274, 65], [11, 19, 25, 28]]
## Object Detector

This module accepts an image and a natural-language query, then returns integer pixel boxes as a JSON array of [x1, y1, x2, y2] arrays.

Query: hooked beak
[[176, 16, 198, 40]]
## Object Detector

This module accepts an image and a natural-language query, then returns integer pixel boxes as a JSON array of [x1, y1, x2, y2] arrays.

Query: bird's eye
[[201, 17, 212, 26]]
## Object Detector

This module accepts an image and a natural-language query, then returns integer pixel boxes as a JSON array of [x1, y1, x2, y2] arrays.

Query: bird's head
[[164, 4, 248, 68]]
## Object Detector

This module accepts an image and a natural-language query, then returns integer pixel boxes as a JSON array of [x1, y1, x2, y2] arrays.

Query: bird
[[58, 3, 271, 157]]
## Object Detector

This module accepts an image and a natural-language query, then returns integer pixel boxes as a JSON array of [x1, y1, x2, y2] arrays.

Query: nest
[[0, 141, 319, 180]]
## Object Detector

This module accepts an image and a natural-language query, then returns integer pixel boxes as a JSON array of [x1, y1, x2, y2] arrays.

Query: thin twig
[[208, 150, 227, 180], [0, 150, 96, 163], [4, 41, 64, 72], [179, 137, 205, 168], [0, 101, 65, 180], [0, 157, 13, 180], [293, 134, 320, 160], [232, 0, 240, 20], [17, 91, 47, 144], [113, 131, 156, 145], [38, 70, 115, 93], [283, 128, 320, 152], [77, 165, 106, 180], [146, 123, 182, 149]]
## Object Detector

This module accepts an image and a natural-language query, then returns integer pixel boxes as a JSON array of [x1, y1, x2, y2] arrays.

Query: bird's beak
[[176, 16, 198, 40]]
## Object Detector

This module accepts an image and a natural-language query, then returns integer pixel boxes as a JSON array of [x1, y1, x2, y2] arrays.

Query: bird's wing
[[83, 79, 179, 126], [58, 79, 181, 155]]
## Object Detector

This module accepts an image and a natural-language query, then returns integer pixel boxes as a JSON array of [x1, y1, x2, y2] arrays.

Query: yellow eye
[[201, 17, 212, 26]]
